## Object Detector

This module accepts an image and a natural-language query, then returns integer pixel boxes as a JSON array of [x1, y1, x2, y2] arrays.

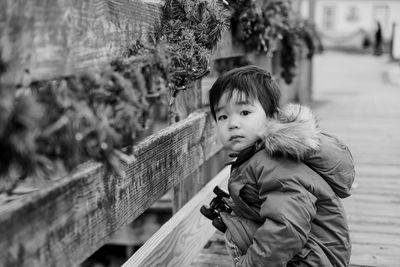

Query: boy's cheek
[[216, 127, 226, 144], [217, 134, 231, 150], [218, 134, 229, 147]]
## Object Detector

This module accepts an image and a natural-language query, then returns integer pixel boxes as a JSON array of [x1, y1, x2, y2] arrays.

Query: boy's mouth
[[229, 135, 244, 141]]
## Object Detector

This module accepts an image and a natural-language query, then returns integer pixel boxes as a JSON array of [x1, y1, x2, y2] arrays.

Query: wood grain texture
[[122, 167, 230, 267], [0, 0, 160, 86], [0, 111, 222, 267]]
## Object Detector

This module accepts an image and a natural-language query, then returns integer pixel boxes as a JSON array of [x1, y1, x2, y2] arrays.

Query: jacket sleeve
[[237, 164, 317, 267], [304, 132, 355, 198]]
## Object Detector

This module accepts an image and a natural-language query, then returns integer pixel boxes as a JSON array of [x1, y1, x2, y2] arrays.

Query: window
[[346, 6, 359, 22], [322, 6, 336, 30]]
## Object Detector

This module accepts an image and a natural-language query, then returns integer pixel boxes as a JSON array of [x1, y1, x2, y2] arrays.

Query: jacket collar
[[229, 140, 265, 168]]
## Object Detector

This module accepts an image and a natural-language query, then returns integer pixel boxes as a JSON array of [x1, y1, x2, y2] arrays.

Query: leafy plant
[[0, 0, 228, 194]]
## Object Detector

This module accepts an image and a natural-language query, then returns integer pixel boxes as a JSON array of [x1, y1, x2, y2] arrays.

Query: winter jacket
[[223, 104, 355, 267]]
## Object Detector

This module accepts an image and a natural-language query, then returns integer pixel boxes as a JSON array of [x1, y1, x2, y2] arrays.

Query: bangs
[[223, 88, 253, 105], [209, 65, 281, 120], [210, 74, 258, 111]]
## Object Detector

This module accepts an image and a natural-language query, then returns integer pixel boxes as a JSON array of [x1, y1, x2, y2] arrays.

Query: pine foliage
[[159, 0, 229, 96], [0, 0, 228, 194]]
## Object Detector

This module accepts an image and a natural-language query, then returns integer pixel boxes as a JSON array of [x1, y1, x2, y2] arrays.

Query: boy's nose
[[228, 116, 240, 129]]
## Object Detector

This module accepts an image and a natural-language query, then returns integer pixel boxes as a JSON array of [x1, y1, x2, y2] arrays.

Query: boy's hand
[[222, 197, 236, 210]]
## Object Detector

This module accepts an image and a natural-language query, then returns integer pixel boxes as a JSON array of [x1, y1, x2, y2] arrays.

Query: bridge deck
[[191, 52, 400, 267]]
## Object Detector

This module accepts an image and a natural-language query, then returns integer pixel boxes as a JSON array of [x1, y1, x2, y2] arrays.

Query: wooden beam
[[0, 0, 161, 86], [0, 111, 223, 267], [122, 166, 230, 267]]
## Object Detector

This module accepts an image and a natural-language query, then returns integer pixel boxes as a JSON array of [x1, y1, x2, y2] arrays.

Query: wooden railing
[[0, 111, 225, 267], [0, 1, 313, 266], [122, 166, 230, 267]]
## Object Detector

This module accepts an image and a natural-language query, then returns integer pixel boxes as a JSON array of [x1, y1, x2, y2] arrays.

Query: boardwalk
[[191, 51, 400, 267]]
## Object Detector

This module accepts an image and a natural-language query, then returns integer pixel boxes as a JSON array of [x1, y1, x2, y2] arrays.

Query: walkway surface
[[191, 51, 400, 267]]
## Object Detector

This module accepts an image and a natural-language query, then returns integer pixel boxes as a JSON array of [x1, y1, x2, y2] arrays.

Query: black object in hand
[[200, 186, 232, 232]]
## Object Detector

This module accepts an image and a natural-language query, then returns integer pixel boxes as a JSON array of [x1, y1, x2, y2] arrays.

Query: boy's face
[[215, 90, 269, 153]]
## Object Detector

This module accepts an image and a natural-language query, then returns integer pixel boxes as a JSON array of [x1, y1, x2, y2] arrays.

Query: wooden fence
[[0, 110, 224, 267], [0, 0, 313, 266]]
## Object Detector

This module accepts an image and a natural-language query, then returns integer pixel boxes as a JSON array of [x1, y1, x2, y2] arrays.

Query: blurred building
[[297, 0, 400, 51]]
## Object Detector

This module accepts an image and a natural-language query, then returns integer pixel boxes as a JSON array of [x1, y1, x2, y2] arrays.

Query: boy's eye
[[217, 115, 227, 121], [241, 110, 250, 116]]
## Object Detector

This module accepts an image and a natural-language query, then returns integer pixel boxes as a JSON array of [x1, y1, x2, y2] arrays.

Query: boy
[[208, 65, 355, 266]]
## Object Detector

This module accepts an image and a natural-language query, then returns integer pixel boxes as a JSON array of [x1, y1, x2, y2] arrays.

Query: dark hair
[[209, 65, 281, 120]]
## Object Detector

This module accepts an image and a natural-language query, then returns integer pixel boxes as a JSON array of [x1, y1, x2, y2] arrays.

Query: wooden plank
[[0, 111, 222, 267], [320, 122, 400, 131], [191, 253, 233, 267], [353, 178, 400, 188], [0, 0, 161, 85], [190, 231, 236, 267], [350, 187, 400, 196], [353, 177, 400, 187], [344, 202, 400, 217], [351, 243, 400, 258], [350, 252, 400, 267], [347, 215, 400, 227], [348, 222, 400, 236], [191, 227, 400, 267], [350, 241, 400, 267], [354, 175, 400, 183], [348, 194, 400, 204], [352, 158, 400, 166], [355, 164, 400, 176], [349, 232, 400, 249], [122, 166, 230, 267]]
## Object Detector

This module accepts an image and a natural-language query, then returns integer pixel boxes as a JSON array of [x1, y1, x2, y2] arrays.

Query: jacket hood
[[260, 103, 354, 198], [261, 103, 320, 160]]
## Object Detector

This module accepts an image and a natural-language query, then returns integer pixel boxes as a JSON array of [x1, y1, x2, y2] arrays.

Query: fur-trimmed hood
[[260, 103, 321, 160], [260, 103, 355, 198]]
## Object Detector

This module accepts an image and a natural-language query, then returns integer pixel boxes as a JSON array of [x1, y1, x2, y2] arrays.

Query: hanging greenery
[[0, 0, 228, 194], [280, 18, 320, 84], [279, 31, 297, 84], [225, 0, 318, 84], [227, 0, 291, 53], [156, 0, 229, 100], [0, 54, 159, 194]]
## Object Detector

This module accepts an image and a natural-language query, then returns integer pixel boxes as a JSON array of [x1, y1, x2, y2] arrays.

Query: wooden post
[[170, 79, 206, 213], [308, 0, 316, 23], [390, 23, 400, 60], [296, 43, 312, 105], [308, 0, 315, 101], [169, 28, 246, 213]]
